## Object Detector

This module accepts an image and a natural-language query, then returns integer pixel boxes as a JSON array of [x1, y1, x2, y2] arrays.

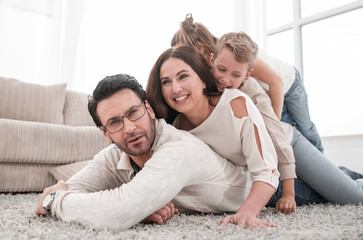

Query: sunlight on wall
[[78, 0, 235, 93], [0, 2, 59, 85], [0, 0, 236, 92]]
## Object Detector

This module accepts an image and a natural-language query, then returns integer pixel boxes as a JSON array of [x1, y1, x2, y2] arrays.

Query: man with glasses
[[34, 74, 261, 230]]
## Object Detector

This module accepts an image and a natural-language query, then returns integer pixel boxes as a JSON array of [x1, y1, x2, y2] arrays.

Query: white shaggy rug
[[1, 193, 362, 240]]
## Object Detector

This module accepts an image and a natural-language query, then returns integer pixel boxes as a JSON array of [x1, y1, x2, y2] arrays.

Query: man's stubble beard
[[117, 115, 155, 157]]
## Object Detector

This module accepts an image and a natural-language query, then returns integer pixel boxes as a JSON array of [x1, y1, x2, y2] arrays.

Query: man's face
[[97, 89, 155, 157]]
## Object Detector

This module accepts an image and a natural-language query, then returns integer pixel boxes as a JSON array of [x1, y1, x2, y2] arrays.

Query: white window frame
[[266, 0, 363, 77]]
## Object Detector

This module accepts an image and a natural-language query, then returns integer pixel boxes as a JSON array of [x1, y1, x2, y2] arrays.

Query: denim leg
[[292, 127, 363, 204], [282, 69, 324, 153], [294, 178, 327, 205], [266, 179, 326, 207], [339, 166, 363, 180], [281, 104, 296, 127]]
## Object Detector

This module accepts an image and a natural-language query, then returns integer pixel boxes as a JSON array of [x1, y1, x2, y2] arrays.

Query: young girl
[[171, 13, 324, 153]]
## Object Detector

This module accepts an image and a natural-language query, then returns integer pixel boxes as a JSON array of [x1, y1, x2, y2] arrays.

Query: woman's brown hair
[[146, 45, 220, 124]]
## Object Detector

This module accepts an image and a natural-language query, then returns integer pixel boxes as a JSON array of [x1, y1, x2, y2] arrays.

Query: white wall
[[322, 135, 363, 174], [0, 0, 238, 94]]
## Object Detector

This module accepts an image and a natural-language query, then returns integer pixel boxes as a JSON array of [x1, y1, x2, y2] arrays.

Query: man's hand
[[141, 202, 179, 225], [34, 180, 67, 216]]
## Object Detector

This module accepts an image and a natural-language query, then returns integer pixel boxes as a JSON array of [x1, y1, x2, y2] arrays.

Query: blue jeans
[[267, 128, 363, 207], [266, 178, 327, 207], [291, 127, 363, 204], [281, 68, 324, 153]]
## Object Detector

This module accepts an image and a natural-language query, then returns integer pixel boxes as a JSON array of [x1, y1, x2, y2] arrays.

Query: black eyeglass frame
[[101, 102, 146, 134]]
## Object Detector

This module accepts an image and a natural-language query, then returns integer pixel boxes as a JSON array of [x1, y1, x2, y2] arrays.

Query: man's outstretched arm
[[35, 144, 189, 231], [35, 181, 179, 225]]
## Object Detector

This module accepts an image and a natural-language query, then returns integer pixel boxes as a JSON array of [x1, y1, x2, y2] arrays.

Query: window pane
[[301, 0, 356, 17], [266, 0, 292, 29], [302, 8, 363, 136], [266, 30, 294, 66]]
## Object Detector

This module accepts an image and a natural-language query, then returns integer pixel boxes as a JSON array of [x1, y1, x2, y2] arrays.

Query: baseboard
[[322, 134, 363, 174]]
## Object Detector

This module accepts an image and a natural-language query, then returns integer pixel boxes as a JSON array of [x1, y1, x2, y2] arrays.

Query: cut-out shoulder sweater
[[174, 88, 280, 188]]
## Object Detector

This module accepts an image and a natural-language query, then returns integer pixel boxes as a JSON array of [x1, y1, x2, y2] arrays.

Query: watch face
[[42, 194, 52, 208]]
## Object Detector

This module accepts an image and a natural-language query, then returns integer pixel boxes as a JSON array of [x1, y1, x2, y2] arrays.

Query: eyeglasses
[[102, 103, 146, 134]]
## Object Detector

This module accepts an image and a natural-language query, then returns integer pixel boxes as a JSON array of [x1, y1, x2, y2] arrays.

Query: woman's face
[[160, 57, 206, 114], [211, 47, 251, 92]]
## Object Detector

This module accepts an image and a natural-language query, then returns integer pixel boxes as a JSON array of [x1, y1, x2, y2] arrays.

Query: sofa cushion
[[0, 77, 66, 124], [0, 118, 109, 164], [64, 90, 95, 126], [0, 163, 57, 192], [49, 160, 90, 182]]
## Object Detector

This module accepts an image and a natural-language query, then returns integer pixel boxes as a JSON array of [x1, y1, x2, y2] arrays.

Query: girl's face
[[160, 57, 206, 114], [211, 47, 252, 92]]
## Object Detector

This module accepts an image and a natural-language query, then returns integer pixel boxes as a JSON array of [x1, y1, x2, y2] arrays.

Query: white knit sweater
[[51, 119, 252, 231]]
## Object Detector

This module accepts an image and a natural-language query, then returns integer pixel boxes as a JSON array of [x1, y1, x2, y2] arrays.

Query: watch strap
[[43, 192, 56, 213]]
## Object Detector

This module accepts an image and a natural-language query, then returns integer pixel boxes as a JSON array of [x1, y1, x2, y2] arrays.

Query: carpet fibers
[[1, 193, 362, 240]]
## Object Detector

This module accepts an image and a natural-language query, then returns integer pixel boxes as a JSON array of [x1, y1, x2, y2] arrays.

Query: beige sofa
[[0, 77, 109, 192]]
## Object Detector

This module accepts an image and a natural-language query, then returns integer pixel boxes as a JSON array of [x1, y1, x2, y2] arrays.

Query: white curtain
[[234, 0, 266, 50], [57, 0, 84, 89], [0, 0, 84, 88]]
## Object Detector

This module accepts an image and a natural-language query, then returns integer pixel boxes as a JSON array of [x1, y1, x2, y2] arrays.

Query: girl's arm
[[251, 57, 284, 120], [276, 178, 296, 214]]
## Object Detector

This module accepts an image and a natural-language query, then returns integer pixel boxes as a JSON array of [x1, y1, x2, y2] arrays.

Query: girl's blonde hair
[[171, 13, 217, 60]]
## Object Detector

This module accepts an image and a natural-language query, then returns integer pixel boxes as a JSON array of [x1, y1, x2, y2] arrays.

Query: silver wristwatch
[[42, 192, 56, 213]]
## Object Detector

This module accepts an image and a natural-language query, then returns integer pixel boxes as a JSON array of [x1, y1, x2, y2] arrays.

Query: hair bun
[[181, 13, 196, 33]]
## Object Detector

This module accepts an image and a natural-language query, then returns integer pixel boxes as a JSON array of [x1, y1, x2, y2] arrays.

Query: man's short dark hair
[[88, 74, 146, 128]]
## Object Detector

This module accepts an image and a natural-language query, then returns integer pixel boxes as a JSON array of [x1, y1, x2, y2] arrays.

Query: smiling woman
[[147, 45, 282, 227]]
